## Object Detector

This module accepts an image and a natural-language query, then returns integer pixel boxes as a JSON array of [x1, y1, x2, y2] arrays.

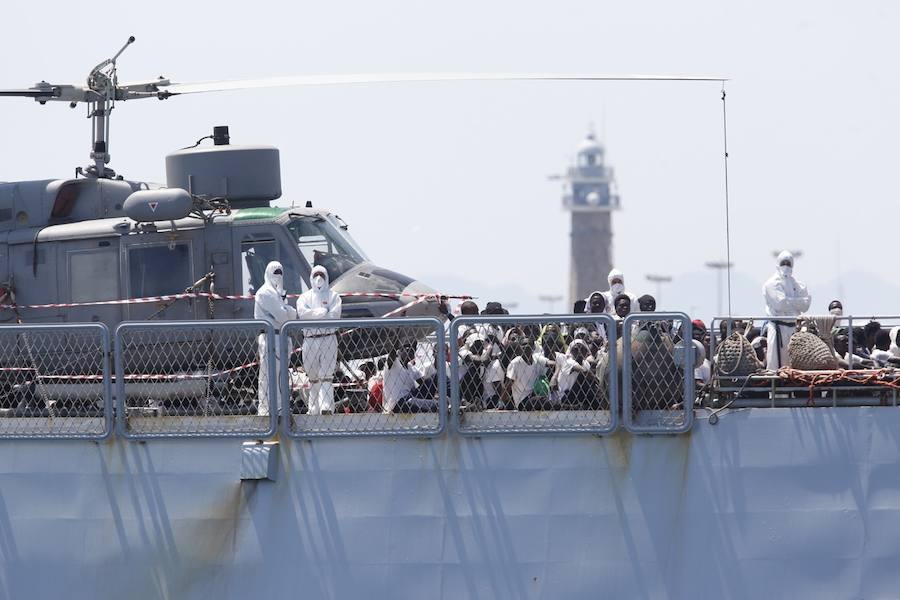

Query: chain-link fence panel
[[0, 324, 111, 439], [449, 314, 617, 435], [280, 317, 446, 437], [115, 320, 277, 439], [622, 313, 694, 434]]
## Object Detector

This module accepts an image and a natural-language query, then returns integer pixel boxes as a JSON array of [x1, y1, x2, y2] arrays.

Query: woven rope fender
[[630, 328, 683, 410], [788, 330, 839, 370], [714, 332, 763, 376]]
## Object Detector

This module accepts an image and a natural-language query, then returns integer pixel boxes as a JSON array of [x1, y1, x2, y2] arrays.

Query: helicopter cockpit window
[[287, 216, 366, 282], [128, 243, 192, 298], [240, 239, 306, 295]]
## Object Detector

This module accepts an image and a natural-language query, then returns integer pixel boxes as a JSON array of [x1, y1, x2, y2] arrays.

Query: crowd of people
[[255, 251, 900, 417]]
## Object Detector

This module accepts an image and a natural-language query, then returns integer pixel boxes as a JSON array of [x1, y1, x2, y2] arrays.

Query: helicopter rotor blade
[[0, 88, 61, 99], [160, 73, 728, 95]]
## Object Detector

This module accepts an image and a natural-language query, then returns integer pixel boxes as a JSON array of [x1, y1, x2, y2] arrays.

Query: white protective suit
[[296, 265, 342, 414], [763, 251, 811, 370], [601, 269, 640, 316], [254, 261, 297, 416]]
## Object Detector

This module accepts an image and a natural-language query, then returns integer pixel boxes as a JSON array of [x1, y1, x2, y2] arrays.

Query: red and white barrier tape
[[0, 291, 470, 311], [2, 296, 435, 382]]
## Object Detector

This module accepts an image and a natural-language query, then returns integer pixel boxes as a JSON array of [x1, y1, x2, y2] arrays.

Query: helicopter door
[[122, 237, 197, 321], [63, 242, 122, 326]]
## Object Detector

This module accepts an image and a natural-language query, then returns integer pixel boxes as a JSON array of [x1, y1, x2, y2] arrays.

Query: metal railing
[[7, 313, 900, 442], [280, 317, 446, 438], [449, 314, 618, 435], [622, 313, 694, 434], [115, 320, 277, 439], [707, 314, 900, 408], [0, 323, 112, 439]]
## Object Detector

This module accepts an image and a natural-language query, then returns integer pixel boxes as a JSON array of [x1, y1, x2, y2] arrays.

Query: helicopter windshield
[[287, 215, 367, 281]]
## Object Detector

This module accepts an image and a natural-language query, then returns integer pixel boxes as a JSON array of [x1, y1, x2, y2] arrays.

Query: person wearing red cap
[[691, 320, 707, 340]]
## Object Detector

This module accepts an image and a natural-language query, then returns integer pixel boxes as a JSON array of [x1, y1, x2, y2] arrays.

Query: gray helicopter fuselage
[[0, 176, 438, 330]]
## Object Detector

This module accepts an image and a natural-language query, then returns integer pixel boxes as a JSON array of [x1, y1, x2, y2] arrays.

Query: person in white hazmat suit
[[254, 261, 296, 416], [296, 265, 342, 415], [601, 269, 640, 315], [763, 250, 811, 370]]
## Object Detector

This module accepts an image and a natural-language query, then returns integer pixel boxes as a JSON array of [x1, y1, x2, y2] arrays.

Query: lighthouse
[[556, 129, 621, 305]]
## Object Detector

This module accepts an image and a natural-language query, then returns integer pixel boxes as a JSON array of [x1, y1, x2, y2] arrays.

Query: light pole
[[705, 261, 733, 316], [644, 274, 672, 307], [538, 295, 563, 314]]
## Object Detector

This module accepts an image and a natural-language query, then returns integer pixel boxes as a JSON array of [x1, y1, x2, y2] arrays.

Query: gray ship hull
[[0, 407, 895, 599]]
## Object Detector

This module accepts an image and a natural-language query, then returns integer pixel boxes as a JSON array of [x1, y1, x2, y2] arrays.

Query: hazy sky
[[2, 0, 898, 318]]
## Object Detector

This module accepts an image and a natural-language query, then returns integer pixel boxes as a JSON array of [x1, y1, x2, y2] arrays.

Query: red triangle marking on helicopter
[[149, 201, 159, 212]]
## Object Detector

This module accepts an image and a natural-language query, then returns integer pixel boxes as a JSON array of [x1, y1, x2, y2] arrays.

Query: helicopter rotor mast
[[0, 35, 173, 179], [80, 35, 136, 178]]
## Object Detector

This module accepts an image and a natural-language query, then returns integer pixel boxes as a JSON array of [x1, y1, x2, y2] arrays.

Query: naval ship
[[0, 41, 896, 600]]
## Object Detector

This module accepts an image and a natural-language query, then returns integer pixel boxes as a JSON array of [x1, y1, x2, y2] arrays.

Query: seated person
[[503, 338, 554, 410], [870, 329, 900, 367], [864, 321, 882, 352], [587, 292, 607, 315], [613, 294, 632, 321], [417, 345, 449, 399], [459, 334, 500, 409], [638, 294, 656, 312], [382, 344, 437, 413], [553, 340, 603, 409], [834, 331, 874, 369]]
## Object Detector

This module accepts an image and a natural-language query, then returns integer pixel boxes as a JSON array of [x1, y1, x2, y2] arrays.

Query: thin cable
[[721, 84, 733, 316]]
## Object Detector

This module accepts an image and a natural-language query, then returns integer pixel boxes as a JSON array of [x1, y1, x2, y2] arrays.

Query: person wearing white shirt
[[504, 339, 553, 410], [553, 340, 600, 409], [382, 344, 440, 414], [870, 330, 900, 367], [382, 345, 422, 413]]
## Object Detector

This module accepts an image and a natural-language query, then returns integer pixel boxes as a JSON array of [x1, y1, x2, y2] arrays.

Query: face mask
[[778, 265, 793, 278], [830, 308, 843, 317], [611, 283, 624, 296], [313, 275, 325, 290]]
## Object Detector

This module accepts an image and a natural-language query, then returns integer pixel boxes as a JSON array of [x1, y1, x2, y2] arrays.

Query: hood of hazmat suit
[[602, 269, 640, 314], [254, 261, 296, 330], [297, 265, 343, 323]]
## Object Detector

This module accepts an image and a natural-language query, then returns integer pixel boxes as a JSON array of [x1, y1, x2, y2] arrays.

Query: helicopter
[[0, 38, 726, 331]]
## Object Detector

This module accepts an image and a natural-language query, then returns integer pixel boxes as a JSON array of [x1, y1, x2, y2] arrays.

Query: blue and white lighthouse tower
[[558, 129, 621, 305]]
